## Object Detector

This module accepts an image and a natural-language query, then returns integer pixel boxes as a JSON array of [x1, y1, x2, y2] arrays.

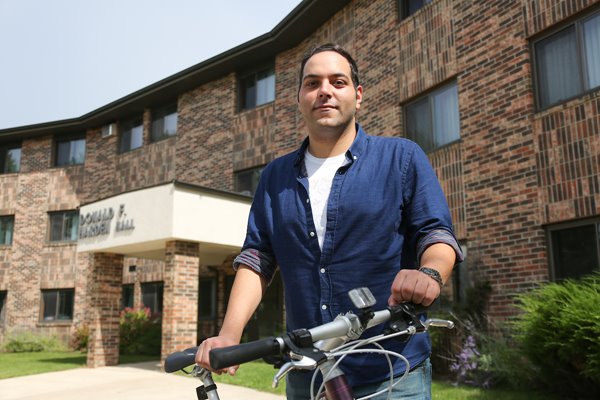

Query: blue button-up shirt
[[234, 125, 462, 386]]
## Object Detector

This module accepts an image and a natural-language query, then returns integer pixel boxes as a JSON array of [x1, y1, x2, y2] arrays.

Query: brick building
[[1, 0, 599, 366]]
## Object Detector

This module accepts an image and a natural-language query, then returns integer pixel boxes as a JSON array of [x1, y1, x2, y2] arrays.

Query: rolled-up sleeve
[[416, 228, 464, 264], [232, 169, 278, 284], [403, 143, 463, 265]]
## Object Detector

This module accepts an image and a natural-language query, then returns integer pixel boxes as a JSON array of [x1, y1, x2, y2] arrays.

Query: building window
[[0, 291, 6, 323], [48, 211, 79, 242], [405, 81, 460, 153], [234, 166, 264, 196], [0, 215, 14, 246], [399, 0, 433, 19], [239, 66, 275, 110], [122, 284, 134, 309], [198, 277, 217, 320], [54, 136, 86, 166], [119, 117, 144, 153], [534, 11, 600, 109], [548, 219, 600, 281], [41, 289, 74, 321], [141, 282, 163, 315], [151, 103, 178, 142], [0, 144, 21, 173]]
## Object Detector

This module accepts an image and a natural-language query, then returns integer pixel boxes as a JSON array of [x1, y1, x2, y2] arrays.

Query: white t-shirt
[[304, 150, 349, 249]]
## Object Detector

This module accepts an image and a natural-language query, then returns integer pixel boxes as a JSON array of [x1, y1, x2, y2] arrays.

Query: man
[[197, 43, 462, 399]]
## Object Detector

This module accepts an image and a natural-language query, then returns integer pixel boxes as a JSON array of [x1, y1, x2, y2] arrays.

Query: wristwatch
[[418, 267, 443, 289]]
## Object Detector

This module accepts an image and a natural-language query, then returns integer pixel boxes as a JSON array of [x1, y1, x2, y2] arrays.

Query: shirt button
[[309, 231, 315, 237], [353, 155, 357, 160], [306, 198, 310, 203], [320, 268, 326, 273], [321, 304, 327, 310]]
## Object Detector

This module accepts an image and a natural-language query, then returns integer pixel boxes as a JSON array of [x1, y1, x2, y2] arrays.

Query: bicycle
[[164, 287, 454, 400]]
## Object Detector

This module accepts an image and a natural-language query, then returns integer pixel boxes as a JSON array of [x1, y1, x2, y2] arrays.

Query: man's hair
[[298, 43, 361, 90]]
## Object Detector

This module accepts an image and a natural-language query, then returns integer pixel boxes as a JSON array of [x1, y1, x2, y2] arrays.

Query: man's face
[[298, 51, 362, 134]]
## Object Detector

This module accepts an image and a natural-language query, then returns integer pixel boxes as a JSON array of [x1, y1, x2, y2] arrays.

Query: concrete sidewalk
[[0, 361, 285, 400]]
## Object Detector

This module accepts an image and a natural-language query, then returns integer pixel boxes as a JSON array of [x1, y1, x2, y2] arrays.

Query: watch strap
[[418, 267, 443, 289]]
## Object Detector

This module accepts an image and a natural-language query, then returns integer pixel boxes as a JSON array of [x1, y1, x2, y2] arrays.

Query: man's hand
[[388, 269, 441, 307], [195, 335, 239, 375]]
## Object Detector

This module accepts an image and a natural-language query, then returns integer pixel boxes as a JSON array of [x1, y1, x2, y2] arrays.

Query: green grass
[[210, 360, 286, 395], [0, 352, 86, 379], [431, 381, 557, 400], [0, 352, 159, 380]]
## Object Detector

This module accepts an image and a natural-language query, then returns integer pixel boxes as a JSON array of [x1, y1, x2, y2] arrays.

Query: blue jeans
[[286, 358, 432, 400]]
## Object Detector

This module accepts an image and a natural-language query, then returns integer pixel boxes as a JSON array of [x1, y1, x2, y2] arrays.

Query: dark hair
[[298, 43, 360, 90]]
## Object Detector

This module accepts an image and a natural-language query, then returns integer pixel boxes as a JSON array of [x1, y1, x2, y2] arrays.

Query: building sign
[[79, 204, 135, 239]]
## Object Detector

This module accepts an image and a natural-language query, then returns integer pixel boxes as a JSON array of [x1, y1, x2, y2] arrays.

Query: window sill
[[37, 321, 73, 327], [45, 241, 77, 248], [237, 101, 275, 115], [535, 87, 600, 114], [118, 146, 144, 155], [149, 134, 177, 145]]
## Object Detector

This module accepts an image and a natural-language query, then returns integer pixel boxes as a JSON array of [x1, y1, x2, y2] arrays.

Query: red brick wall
[[2, 0, 600, 341]]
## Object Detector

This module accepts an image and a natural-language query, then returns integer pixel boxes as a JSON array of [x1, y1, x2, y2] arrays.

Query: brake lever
[[424, 318, 455, 329], [385, 302, 426, 336], [272, 356, 318, 388]]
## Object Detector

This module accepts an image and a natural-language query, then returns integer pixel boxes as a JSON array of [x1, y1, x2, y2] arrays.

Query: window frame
[[0, 143, 21, 174], [0, 215, 15, 246], [237, 64, 276, 111], [48, 211, 79, 243], [40, 288, 75, 322], [398, 0, 433, 20], [546, 218, 600, 281], [234, 165, 265, 196], [53, 134, 86, 167], [532, 10, 600, 111], [118, 116, 144, 153], [150, 102, 178, 142], [404, 80, 461, 153]]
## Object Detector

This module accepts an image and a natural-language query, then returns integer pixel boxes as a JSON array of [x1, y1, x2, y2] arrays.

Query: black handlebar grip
[[209, 337, 281, 370], [164, 346, 198, 373]]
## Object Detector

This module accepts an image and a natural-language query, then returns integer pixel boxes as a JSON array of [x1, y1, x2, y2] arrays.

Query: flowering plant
[[450, 334, 493, 388]]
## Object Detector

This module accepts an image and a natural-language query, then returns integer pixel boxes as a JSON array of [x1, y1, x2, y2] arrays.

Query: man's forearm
[[419, 242, 457, 285], [219, 265, 267, 342]]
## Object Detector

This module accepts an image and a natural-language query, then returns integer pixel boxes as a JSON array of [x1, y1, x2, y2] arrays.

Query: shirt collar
[[293, 123, 368, 167]]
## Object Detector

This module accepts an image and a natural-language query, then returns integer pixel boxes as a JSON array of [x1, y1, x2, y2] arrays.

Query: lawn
[[0, 352, 157, 379], [0, 352, 557, 399]]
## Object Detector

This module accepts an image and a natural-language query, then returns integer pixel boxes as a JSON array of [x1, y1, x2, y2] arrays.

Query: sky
[[0, 0, 303, 130]]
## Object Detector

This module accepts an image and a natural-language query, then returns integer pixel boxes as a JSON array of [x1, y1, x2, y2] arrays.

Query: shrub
[[513, 273, 600, 399], [2, 332, 67, 353], [119, 307, 161, 356], [71, 324, 89, 352]]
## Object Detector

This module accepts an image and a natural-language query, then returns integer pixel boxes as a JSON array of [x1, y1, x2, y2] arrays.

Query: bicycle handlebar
[[164, 346, 201, 373], [210, 336, 283, 370], [209, 304, 425, 371], [164, 302, 433, 373]]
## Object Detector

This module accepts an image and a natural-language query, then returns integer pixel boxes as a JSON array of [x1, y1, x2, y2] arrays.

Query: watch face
[[348, 287, 377, 309]]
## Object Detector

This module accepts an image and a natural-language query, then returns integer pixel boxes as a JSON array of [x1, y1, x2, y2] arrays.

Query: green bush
[[119, 307, 162, 356], [513, 273, 600, 399], [71, 324, 89, 352], [2, 332, 67, 353]]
